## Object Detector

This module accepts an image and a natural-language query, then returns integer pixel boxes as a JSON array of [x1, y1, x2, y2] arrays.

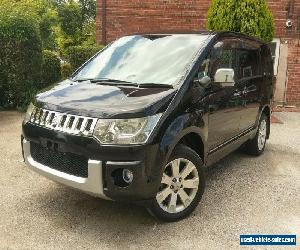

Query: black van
[[22, 32, 273, 221]]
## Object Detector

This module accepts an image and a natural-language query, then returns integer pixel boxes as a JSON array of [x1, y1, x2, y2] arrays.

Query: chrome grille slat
[[80, 118, 88, 132], [30, 108, 98, 137], [63, 115, 71, 130], [45, 112, 52, 125], [39, 110, 43, 124], [59, 115, 66, 128], [72, 117, 79, 131], [90, 119, 98, 130], [41, 111, 48, 125], [56, 114, 64, 128]]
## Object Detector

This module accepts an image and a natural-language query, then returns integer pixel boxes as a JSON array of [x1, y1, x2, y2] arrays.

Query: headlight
[[93, 114, 162, 145], [24, 103, 35, 123]]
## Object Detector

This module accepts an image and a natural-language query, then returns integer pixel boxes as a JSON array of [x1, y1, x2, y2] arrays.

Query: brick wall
[[286, 39, 300, 104], [96, 0, 211, 43], [269, 0, 299, 39], [96, 0, 300, 104], [268, 0, 300, 104]]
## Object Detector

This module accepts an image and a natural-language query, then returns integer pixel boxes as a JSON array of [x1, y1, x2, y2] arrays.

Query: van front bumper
[[22, 138, 110, 199], [22, 122, 165, 201]]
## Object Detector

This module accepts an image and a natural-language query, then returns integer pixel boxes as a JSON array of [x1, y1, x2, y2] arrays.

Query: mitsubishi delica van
[[22, 32, 273, 221]]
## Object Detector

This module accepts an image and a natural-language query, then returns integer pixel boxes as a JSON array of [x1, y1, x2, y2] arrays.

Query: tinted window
[[236, 41, 260, 79], [261, 45, 274, 77], [208, 39, 238, 80], [237, 49, 260, 79], [73, 34, 210, 86]]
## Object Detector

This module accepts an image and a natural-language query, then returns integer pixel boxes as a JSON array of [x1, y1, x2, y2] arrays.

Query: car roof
[[129, 31, 266, 45]]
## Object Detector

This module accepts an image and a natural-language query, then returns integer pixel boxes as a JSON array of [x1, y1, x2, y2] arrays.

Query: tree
[[56, 0, 97, 50], [58, 1, 82, 36], [0, 9, 43, 108], [207, 0, 275, 42], [52, 0, 96, 21], [36, 3, 58, 50], [0, 0, 58, 50], [78, 0, 97, 22]]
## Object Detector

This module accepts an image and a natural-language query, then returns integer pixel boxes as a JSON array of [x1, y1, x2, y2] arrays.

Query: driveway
[[0, 111, 299, 249]]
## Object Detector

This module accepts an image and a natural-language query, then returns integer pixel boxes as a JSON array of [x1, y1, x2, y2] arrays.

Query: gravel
[[0, 111, 299, 250]]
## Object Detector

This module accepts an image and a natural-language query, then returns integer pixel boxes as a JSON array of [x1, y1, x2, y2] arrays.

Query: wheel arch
[[178, 132, 205, 162], [160, 126, 207, 165]]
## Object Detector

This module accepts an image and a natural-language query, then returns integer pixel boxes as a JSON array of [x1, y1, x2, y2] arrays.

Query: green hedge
[[41, 50, 62, 88], [0, 13, 42, 109], [64, 45, 104, 71]]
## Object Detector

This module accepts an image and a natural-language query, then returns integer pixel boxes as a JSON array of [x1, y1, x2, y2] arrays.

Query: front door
[[206, 38, 243, 151]]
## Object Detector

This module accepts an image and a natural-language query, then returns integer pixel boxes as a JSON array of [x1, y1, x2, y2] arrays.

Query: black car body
[[22, 32, 273, 221]]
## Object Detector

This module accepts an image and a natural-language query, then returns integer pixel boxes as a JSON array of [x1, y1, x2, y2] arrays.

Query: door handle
[[244, 85, 257, 94], [233, 91, 242, 97]]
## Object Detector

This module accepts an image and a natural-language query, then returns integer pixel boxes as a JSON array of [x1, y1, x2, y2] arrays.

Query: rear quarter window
[[236, 40, 261, 80], [237, 49, 260, 78], [260, 45, 274, 77]]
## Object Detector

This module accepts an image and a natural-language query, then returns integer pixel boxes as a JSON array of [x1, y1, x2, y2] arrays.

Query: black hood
[[35, 80, 177, 118]]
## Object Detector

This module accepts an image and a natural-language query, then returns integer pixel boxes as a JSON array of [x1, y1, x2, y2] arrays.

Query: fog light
[[122, 169, 133, 184]]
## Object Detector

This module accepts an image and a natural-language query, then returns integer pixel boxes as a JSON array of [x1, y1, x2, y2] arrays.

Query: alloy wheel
[[156, 158, 199, 214], [258, 119, 267, 151]]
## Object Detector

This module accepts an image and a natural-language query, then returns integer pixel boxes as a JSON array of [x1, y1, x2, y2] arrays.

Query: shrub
[[61, 62, 73, 79], [64, 44, 104, 71], [207, 0, 275, 42], [0, 0, 59, 51], [0, 12, 43, 109], [41, 50, 62, 88], [58, 1, 82, 37]]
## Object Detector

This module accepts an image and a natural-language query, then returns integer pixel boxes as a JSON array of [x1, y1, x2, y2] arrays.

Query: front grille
[[30, 107, 98, 136], [30, 142, 88, 178]]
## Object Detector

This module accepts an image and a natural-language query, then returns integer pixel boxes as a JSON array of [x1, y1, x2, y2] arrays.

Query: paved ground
[[0, 111, 299, 250]]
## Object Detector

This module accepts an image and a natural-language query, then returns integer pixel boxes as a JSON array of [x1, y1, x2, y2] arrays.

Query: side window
[[198, 58, 210, 79], [236, 42, 260, 80], [209, 40, 236, 77], [261, 45, 274, 77], [208, 39, 238, 87]]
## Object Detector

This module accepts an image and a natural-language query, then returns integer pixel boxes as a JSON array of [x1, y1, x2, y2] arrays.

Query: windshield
[[73, 34, 210, 86]]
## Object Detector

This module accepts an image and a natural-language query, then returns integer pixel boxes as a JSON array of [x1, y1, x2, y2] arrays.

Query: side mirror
[[214, 68, 235, 87], [198, 76, 211, 87], [194, 75, 211, 88]]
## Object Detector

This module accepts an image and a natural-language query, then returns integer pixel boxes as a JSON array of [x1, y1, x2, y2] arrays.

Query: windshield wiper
[[75, 78, 139, 86], [75, 78, 173, 88], [74, 78, 133, 84], [74, 78, 94, 82], [138, 83, 173, 88], [90, 78, 134, 84]]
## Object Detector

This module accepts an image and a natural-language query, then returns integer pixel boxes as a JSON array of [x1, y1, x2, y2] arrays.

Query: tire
[[147, 144, 205, 222], [243, 113, 268, 156]]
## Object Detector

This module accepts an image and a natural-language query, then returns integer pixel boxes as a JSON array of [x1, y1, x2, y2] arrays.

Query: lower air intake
[[30, 142, 88, 178]]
